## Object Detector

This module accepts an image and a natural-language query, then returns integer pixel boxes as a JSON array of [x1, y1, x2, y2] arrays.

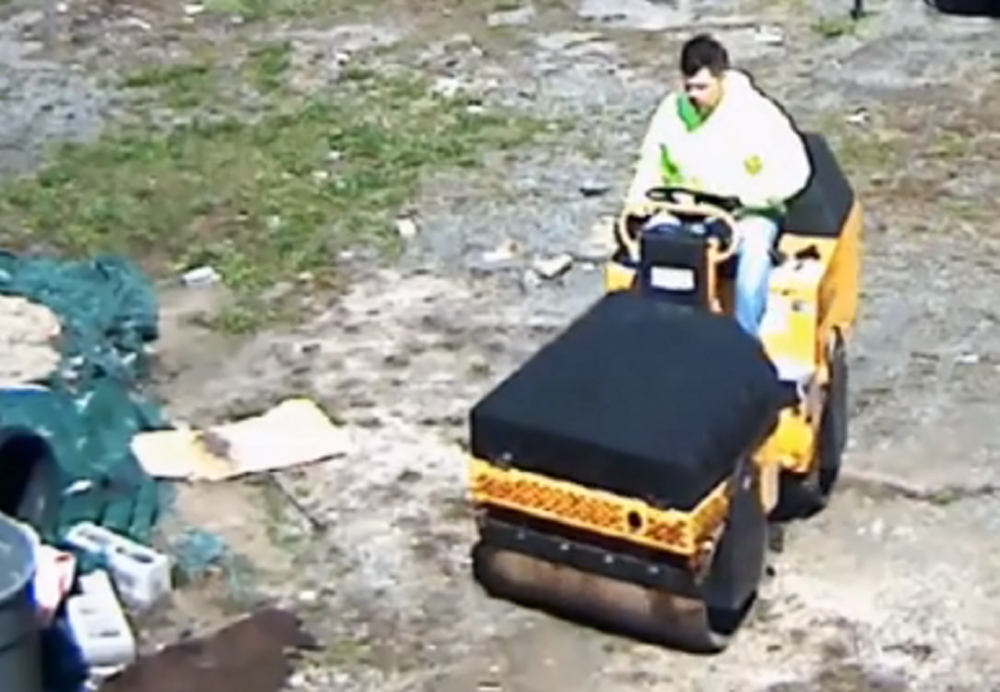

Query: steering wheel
[[644, 186, 741, 213], [616, 186, 743, 264]]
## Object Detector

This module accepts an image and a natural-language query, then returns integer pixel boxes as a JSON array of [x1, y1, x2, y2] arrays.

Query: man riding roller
[[626, 34, 812, 336]]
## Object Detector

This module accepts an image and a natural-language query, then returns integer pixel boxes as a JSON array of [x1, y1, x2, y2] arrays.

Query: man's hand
[[736, 193, 778, 212], [623, 200, 661, 218]]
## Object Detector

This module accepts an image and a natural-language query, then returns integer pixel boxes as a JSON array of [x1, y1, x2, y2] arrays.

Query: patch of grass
[[927, 129, 974, 161], [0, 57, 549, 333], [122, 61, 220, 109], [488, 0, 527, 10], [811, 16, 858, 39], [209, 300, 290, 334], [199, 0, 562, 25], [200, 0, 334, 22], [810, 112, 905, 176], [198, 0, 527, 23], [243, 41, 293, 93]]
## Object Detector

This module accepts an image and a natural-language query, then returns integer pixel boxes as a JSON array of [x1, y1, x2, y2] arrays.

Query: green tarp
[[0, 251, 168, 546]]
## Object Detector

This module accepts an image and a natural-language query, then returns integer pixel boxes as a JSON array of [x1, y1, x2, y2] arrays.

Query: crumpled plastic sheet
[[0, 251, 171, 548]]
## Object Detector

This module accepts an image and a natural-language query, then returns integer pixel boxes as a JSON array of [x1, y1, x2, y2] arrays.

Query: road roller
[[465, 131, 863, 652]]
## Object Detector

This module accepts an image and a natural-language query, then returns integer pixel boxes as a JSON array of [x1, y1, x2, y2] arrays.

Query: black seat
[[783, 132, 855, 239]]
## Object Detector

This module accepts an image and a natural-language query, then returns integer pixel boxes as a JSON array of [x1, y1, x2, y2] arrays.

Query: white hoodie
[[625, 70, 811, 213]]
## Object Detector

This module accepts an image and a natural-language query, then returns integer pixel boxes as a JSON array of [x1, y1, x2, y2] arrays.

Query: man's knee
[[642, 212, 683, 232], [736, 217, 779, 263]]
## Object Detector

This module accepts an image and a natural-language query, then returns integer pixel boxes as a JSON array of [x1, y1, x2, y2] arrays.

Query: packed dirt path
[[157, 4, 1000, 688], [163, 4, 1000, 692], [4, 0, 1000, 689]]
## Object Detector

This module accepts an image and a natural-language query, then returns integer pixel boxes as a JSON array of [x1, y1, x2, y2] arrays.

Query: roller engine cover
[[470, 291, 787, 511]]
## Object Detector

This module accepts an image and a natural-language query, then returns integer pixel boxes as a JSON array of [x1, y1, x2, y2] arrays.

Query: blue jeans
[[642, 213, 779, 337]]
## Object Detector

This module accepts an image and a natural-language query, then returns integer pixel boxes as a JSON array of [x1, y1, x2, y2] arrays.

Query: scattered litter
[[65, 523, 172, 611], [120, 17, 152, 31], [96, 608, 318, 692], [66, 570, 137, 670], [482, 239, 523, 264], [183, 3, 204, 15], [487, 5, 536, 26], [535, 31, 602, 52], [575, 214, 617, 261], [521, 268, 542, 290], [63, 479, 94, 496], [845, 107, 870, 126], [34, 543, 77, 626], [431, 76, 464, 98], [180, 265, 220, 286], [579, 180, 610, 197], [130, 398, 354, 481], [955, 352, 980, 365], [532, 253, 574, 279], [754, 24, 785, 45], [395, 217, 419, 239], [267, 475, 328, 533]]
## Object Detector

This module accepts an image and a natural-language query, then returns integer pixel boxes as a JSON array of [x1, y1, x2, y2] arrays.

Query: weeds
[[0, 48, 548, 332]]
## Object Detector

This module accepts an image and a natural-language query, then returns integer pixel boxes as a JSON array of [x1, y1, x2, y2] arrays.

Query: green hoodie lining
[[677, 95, 705, 132]]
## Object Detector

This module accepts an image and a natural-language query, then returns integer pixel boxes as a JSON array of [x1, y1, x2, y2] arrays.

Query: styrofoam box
[[64, 522, 172, 611], [66, 570, 137, 669]]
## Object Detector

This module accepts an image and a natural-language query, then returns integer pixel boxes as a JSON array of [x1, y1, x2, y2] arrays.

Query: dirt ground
[[3, 0, 1000, 689]]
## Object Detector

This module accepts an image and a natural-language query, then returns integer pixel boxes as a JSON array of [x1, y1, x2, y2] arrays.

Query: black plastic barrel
[[0, 513, 42, 692]]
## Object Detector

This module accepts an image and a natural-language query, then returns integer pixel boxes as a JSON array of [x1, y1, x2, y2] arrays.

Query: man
[[625, 33, 812, 337]]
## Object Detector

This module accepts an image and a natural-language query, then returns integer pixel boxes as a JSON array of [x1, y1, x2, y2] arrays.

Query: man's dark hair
[[679, 34, 730, 77]]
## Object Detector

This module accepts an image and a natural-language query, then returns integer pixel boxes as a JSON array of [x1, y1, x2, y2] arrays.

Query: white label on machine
[[650, 266, 695, 291]]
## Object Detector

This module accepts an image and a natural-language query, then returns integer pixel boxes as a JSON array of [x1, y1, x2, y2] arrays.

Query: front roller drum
[[472, 542, 742, 654]]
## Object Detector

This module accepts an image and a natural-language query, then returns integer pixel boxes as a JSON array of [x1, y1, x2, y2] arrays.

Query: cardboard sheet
[[130, 398, 353, 481]]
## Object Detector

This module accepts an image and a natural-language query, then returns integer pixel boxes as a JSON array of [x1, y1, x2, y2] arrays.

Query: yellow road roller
[[465, 132, 863, 653]]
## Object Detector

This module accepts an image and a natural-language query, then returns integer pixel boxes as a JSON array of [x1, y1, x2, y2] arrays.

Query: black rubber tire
[[701, 462, 767, 646], [817, 332, 848, 497], [773, 332, 848, 520]]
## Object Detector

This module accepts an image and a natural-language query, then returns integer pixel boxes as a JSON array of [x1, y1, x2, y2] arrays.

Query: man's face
[[683, 67, 723, 113]]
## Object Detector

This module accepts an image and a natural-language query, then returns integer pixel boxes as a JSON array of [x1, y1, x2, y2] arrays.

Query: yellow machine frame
[[467, 198, 862, 560], [468, 457, 730, 560]]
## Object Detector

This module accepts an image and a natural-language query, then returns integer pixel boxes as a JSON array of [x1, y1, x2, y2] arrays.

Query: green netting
[[0, 251, 170, 547]]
